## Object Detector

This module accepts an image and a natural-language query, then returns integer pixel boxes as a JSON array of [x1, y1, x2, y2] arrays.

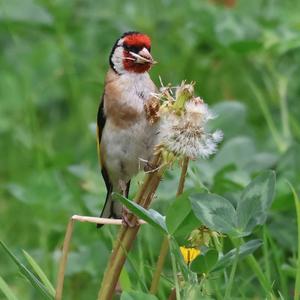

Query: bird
[[96, 31, 159, 227]]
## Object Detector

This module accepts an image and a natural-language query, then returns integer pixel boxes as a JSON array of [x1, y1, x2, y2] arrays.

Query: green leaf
[[120, 290, 158, 300], [212, 239, 262, 272], [190, 249, 218, 274], [173, 212, 201, 243], [190, 171, 276, 237], [0, 241, 54, 300], [0, 276, 19, 300], [166, 192, 190, 234], [166, 192, 201, 237], [112, 193, 168, 234], [119, 269, 131, 292], [22, 250, 55, 297], [190, 193, 238, 235], [237, 171, 276, 235], [213, 137, 256, 172]]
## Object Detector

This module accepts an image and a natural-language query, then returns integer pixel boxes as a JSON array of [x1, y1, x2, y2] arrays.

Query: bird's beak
[[130, 47, 157, 65]]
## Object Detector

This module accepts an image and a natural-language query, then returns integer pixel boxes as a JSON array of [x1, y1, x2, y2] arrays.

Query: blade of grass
[[287, 182, 300, 300], [169, 238, 181, 300], [278, 76, 291, 142], [231, 238, 273, 295], [23, 250, 55, 297], [265, 227, 288, 298], [224, 242, 240, 299], [248, 79, 286, 152], [137, 238, 146, 290], [263, 226, 271, 283], [0, 276, 19, 300], [118, 243, 148, 293], [0, 241, 53, 300]]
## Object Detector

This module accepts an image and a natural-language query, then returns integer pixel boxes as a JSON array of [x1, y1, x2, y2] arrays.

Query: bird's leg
[[122, 206, 138, 227], [118, 179, 127, 195], [118, 179, 138, 227]]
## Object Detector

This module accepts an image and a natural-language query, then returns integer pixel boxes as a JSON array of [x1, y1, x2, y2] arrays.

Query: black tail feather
[[97, 180, 131, 229], [97, 190, 111, 228]]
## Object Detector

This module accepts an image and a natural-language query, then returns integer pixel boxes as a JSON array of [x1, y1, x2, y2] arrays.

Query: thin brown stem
[[55, 215, 142, 299], [55, 218, 74, 300], [109, 156, 162, 264], [167, 288, 177, 300], [177, 157, 189, 196], [149, 157, 189, 295], [150, 237, 170, 294]]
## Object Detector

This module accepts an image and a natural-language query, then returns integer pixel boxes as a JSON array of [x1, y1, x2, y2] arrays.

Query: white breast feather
[[102, 72, 158, 187]]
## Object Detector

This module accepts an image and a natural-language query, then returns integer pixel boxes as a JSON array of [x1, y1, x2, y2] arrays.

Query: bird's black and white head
[[109, 31, 156, 75]]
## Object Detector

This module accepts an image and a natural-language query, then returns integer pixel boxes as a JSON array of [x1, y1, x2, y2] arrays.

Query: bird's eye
[[123, 44, 140, 53]]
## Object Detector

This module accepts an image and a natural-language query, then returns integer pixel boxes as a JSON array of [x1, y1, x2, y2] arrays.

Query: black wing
[[97, 94, 113, 226]]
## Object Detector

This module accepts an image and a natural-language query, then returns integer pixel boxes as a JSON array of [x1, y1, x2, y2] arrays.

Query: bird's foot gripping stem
[[122, 206, 139, 227]]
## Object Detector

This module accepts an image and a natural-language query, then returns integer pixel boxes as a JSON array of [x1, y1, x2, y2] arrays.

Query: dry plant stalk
[[98, 153, 166, 300], [55, 216, 146, 300], [55, 219, 74, 300], [168, 288, 177, 300]]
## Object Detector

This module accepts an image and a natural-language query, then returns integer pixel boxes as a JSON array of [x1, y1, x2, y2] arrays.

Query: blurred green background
[[1, 0, 300, 299]]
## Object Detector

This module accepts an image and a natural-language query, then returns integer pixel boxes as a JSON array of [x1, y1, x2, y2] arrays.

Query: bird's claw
[[122, 207, 139, 227]]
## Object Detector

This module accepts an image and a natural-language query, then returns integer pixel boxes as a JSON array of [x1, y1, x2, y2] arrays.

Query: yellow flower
[[179, 246, 200, 265]]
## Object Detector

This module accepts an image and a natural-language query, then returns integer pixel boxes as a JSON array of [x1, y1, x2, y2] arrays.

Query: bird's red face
[[122, 34, 153, 73], [110, 32, 156, 74]]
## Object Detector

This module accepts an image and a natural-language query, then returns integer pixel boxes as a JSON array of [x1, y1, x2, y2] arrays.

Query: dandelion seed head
[[154, 81, 223, 160], [159, 98, 223, 159]]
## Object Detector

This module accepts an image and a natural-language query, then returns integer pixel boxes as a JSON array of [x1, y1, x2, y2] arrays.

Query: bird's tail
[[97, 191, 112, 228], [97, 181, 131, 228]]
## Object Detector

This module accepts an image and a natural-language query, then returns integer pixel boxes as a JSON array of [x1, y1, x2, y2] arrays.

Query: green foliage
[[190, 171, 276, 237], [120, 291, 158, 300], [212, 239, 262, 272], [0, 276, 19, 300], [236, 171, 276, 235], [166, 191, 201, 239], [0, 242, 54, 299], [1, 0, 300, 298], [288, 183, 300, 300], [22, 250, 55, 297], [191, 193, 238, 236], [190, 250, 218, 274]]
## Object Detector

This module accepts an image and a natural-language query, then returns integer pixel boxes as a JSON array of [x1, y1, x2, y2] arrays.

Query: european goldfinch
[[97, 32, 158, 227]]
